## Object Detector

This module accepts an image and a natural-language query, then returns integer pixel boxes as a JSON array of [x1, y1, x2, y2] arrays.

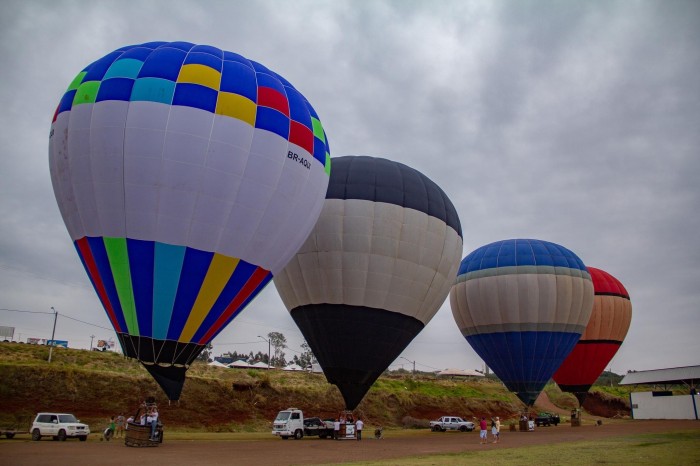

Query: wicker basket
[[124, 422, 161, 447]]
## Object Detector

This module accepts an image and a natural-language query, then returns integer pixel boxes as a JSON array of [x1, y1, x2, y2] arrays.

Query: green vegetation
[[323, 430, 700, 465], [371, 377, 507, 400], [543, 383, 579, 410], [591, 385, 631, 399], [0, 343, 629, 433]]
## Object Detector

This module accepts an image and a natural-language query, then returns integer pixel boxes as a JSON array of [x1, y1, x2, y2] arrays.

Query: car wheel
[[431, 425, 440, 432], [294, 429, 303, 440], [58, 429, 67, 441], [6, 433, 15, 439], [32, 429, 41, 441], [459, 426, 467, 432], [79, 436, 87, 442]]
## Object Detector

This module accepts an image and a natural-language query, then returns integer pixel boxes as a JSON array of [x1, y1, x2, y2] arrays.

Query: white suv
[[31, 413, 90, 441]]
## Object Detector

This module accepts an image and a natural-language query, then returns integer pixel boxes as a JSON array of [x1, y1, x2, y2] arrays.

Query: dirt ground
[[2, 420, 698, 466]]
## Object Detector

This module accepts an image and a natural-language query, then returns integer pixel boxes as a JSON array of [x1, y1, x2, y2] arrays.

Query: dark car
[[535, 412, 560, 427], [302, 417, 334, 438]]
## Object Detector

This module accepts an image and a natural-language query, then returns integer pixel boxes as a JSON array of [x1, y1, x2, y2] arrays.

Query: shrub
[[401, 415, 430, 429]]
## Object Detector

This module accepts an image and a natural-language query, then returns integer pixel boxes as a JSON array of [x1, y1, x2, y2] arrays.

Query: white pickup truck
[[429, 416, 475, 432], [271, 408, 334, 440]]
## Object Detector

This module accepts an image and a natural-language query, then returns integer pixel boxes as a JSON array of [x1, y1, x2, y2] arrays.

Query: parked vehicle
[[302, 417, 335, 439], [273, 408, 305, 439], [535, 412, 561, 427], [271, 408, 340, 440], [429, 416, 475, 432], [0, 416, 31, 439], [31, 413, 90, 441]]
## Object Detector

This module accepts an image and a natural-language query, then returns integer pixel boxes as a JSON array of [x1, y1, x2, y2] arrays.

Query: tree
[[268, 332, 287, 367], [196, 343, 213, 362], [298, 341, 315, 368]]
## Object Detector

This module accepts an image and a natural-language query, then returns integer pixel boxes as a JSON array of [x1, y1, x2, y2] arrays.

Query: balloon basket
[[124, 422, 162, 447], [570, 408, 582, 427]]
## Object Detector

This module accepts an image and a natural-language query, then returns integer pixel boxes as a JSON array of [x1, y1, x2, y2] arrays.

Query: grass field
[[325, 430, 700, 466]]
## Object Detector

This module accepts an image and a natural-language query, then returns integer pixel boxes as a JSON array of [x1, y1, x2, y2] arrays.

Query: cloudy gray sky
[[1, 0, 698, 375]]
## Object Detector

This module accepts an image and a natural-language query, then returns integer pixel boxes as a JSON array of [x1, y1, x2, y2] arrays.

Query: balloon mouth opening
[[116, 334, 207, 400], [143, 363, 188, 401], [140, 361, 188, 369]]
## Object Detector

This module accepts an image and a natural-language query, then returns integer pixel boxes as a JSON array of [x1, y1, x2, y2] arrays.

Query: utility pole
[[48, 307, 58, 363], [89, 335, 95, 351], [400, 356, 415, 374], [258, 335, 271, 369]]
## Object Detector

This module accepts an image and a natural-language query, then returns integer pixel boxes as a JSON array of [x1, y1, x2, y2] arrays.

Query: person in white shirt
[[355, 418, 364, 441], [333, 419, 340, 440], [148, 407, 159, 440]]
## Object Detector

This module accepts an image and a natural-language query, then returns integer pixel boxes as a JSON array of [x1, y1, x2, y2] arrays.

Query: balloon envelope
[[49, 42, 331, 399], [274, 155, 463, 409], [553, 267, 632, 405], [450, 239, 594, 406]]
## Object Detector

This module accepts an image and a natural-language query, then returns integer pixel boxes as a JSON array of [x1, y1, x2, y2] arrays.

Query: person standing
[[493, 416, 501, 443], [479, 417, 488, 444], [334, 419, 340, 440], [115, 413, 125, 438], [104, 416, 116, 441], [148, 406, 159, 441], [355, 418, 364, 441]]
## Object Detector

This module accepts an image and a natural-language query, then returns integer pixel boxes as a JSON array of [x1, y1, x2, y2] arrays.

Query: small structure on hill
[[436, 368, 485, 379], [228, 359, 252, 369]]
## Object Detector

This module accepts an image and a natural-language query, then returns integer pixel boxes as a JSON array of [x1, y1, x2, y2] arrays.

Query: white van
[[272, 408, 304, 439]]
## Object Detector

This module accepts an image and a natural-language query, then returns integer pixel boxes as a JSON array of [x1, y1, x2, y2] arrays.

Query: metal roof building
[[620, 365, 699, 420], [620, 365, 700, 387]]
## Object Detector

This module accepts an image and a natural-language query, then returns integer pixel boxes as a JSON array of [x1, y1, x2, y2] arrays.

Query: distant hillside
[[0, 343, 627, 431]]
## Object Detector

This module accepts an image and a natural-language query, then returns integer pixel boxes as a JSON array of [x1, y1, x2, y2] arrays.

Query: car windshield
[[275, 412, 291, 421], [58, 414, 78, 423]]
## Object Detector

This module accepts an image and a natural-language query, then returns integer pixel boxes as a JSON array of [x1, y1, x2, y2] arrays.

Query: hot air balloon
[[450, 239, 594, 406], [274, 155, 463, 409], [553, 267, 632, 406], [49, 42, 331, 400]]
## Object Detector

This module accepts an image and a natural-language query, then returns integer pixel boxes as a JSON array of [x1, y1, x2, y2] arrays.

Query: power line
[[1, 307, 113, 332], [0, 308, 53, 315], [59, 313, 113, 331]]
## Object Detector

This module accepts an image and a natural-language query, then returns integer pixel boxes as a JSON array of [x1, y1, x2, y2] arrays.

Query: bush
[[401, 415, 430, 429]]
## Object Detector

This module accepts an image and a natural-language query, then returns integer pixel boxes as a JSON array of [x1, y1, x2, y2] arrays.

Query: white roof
[[228, 359, 252, 368], [437, 368, 485, 377], [620, 365, 700, 386], [208, 360, 228, 368], [310, 363, 323, 374], [284, 363, 303, 371], [250, 361, 271, 369]]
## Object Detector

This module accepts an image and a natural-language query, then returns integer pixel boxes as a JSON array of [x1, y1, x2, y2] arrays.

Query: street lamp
[[258, 335, 271, 369], [400, 356, 415, 374]]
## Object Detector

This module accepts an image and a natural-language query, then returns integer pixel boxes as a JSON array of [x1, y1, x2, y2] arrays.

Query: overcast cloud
[[1, 0, 698, 375]]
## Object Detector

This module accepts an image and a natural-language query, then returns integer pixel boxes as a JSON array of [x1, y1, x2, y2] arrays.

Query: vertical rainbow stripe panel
[[74, 236, 271, 346]]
